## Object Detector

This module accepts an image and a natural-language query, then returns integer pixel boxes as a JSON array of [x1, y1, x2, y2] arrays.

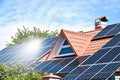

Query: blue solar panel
[[102, 34, 120, 48], [62, 65, 90, 80], [26, 61, 41, 68], [112, 54, 120, 62], [96, 47, 120, 63], [91, 62, 120, 79], [63, 33, 120, 79], [34, 56, 89, 75], [83, 64, 106, 74], [99, 62, 120, 72], [94, 72, 115, 80], [0, 37, 56, 64], [47, 57, 76, 73], [58, 56, 89, 73], [94, 23, 119, 38], [34, 61, 52, 72], [105, 23, 120, 36], [117, 42, 120, 46], [38, 59, 63, 73], [82, 48, 111, 65]]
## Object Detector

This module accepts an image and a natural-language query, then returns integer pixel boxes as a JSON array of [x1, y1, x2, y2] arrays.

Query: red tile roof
[[61, 29, 100, 56], [39, 28, 113, 60], [84, 37, 112, 55]]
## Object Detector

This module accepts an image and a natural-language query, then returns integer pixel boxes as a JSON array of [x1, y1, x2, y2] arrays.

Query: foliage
[[0, 63, 44, 80], [6, 26, 58, 46]]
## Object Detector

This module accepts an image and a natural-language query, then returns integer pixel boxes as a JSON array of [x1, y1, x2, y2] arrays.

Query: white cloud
[[0, 0, 120, 50]]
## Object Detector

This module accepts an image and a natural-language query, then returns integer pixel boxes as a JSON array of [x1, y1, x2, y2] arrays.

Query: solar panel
[[99, 62, 120, 72], [68, 47, 120, 80], [117, 42, 120, 46], [63, 33, 120, 79], [96, 47, 120, 63], [102, 34, 120, 48], [58, 56, 89, 73], [47, 57, 76, 73], [62, 65, 90, 80], [82, 48, 111, 65], [105, 23, 120, 36], [39, 59, 63, 73], [91, 72, 114, 80], [91, 62, 120, 79], [112, 54, 120, 62], [94, 23, 119, 38], [74, 62, 120, 80], [0, 37, 56, 64], [34, 61, 52, 72], [83, 64, 106, 74], [34, 56, 89, 75], [27, 61, 41, 68]]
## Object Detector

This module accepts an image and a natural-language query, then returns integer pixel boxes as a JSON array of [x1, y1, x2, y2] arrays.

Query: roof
[[46, 28, 107, 60], [61, 29, 101, 56], [84, 37, 112, 55], [0, 22, 119, 80], [42, 73, 61, 79]]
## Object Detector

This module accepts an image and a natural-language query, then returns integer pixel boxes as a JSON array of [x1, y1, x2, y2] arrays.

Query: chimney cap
[[95, 16, 108, 22]]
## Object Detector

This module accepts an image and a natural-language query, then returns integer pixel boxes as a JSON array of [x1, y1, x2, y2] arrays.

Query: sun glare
[[20, 39, 42, 58]]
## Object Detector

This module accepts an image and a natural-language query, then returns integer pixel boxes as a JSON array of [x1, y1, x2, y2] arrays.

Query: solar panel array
[[62, 31, 120, 80], [0, 37, 56, 64], [34, 56, 89, 74], [94, 23, 120, 38], [0, 23, 120, 80]]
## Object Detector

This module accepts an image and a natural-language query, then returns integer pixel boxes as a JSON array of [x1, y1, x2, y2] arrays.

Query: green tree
[[6, 26, 58, 46], [0, 63, 44, 80]]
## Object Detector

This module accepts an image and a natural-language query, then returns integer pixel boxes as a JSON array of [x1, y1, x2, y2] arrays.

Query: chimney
[[95, 16, 108, 30]]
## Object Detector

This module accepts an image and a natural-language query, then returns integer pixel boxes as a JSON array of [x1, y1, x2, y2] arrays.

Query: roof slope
[[61, 29, 101, 56], [46, 28, 103, 60], [84, 37, 112, 55]]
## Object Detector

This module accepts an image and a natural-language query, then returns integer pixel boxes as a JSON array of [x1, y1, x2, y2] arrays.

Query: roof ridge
[[61, 29, 92, 37]]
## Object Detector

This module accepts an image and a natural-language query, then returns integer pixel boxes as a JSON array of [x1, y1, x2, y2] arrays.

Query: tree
[[0, 63, 44, 80], [6, 26, 58, 46]]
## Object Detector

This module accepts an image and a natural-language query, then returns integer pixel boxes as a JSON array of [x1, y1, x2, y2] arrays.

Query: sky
[[0, 0, 120, 50]]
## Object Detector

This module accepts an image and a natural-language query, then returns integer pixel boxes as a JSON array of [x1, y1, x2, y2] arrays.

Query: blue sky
[[0, 0, 120, 50]]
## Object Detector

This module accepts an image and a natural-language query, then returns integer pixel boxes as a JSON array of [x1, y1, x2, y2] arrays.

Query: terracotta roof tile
[[84, 37, 112, 55], [41, 28, 114, 60], [61, 29, 101, 56]]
